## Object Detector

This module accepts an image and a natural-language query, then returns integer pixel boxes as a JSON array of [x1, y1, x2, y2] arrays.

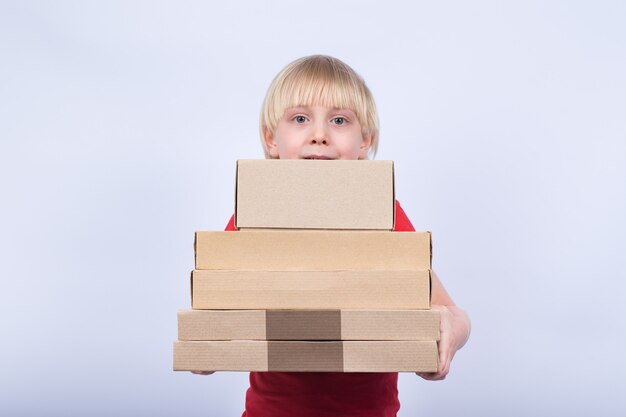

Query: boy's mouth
[[302, 155, 334, 160]]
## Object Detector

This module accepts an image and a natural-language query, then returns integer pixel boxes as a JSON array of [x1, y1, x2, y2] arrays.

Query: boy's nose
[[310, 137, 328, 145], [310, 122, 329, 145]]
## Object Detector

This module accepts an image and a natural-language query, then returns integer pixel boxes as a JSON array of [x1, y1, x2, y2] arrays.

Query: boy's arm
[[417, 270, 471, 381]]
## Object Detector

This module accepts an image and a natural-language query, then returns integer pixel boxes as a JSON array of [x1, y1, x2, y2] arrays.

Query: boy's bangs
[[282, 75, 359, 112]]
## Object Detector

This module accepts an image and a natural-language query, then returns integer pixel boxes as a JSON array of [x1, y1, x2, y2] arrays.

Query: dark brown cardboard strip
[[267, 341, 344, 372], [266, 310, 342, 340]]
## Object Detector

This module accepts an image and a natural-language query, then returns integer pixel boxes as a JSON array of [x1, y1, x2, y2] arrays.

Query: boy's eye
[[294, 115, 308, 123], [332, 117, 346, 125]]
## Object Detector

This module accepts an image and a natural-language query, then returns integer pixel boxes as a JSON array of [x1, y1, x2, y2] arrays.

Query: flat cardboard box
[[173, 340, 438, 372], [235, 160, 395, 230], [178, 309, 440, 341], [195, 230, 431, 271], [191, 270, 431, 310]]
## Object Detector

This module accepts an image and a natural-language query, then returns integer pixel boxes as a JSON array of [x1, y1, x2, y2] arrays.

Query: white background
[[1, 1, 625, 416]]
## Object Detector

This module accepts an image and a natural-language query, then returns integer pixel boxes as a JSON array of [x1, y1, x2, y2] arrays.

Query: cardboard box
[[173, 340, 438, 372], [177, 309, 441, 341], [235, 160, 395, 230], [191, 269, 431, 310], [195, 230, 431, 271]]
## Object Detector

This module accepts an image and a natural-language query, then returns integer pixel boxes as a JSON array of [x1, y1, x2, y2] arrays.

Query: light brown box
[[191, 270, 431, 310], [235, 160, 395, 230], [173, 340, 438, 372], [177, 309, 441, 341], [195, 230, 431, 271]]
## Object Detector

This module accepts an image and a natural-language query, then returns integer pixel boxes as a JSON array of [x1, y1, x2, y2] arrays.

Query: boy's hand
[[190, 371, 215, 375], [417, 305, 453, 380], [416, 304, 470, 381]]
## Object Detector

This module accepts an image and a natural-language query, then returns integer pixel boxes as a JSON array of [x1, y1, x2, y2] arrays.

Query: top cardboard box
[[235, 160, 395, 230]]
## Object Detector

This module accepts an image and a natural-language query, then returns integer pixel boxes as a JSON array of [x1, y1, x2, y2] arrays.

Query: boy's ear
[[264, 128, 279, 158], [358, 134, 373, 160]]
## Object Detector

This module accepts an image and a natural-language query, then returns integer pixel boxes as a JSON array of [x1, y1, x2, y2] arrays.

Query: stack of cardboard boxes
[[173, 160, 440, 372]]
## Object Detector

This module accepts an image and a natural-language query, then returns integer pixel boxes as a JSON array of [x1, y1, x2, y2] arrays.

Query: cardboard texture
[[191, 270, 431, 310], [173, 340, 438, 372], [178, 309, 440, 341], [235, 160, 395, 230], [195, 230, 431, 271]]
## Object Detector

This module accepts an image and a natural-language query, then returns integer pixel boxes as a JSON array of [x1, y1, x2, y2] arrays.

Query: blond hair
[[260, 55, 379, 158]]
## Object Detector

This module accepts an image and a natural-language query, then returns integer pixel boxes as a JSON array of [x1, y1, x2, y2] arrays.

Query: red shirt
[[224, 201, 416, 417]]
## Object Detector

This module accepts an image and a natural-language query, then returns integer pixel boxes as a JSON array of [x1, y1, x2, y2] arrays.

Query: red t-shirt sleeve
[[393, 200, 415, 232], [225, 215, 236, 231]]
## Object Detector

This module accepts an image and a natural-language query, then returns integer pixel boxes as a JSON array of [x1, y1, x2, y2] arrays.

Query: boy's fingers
[[416, 348, 450, 381], [438, 343, 448, 374], [434, 304, 455, 377], [417, 325, 451, 380], [437, 329, 450, 374], [416, 371, 446, 381]]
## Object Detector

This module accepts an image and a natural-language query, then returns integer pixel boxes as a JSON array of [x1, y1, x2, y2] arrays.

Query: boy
[[198, 55, 471, 417]]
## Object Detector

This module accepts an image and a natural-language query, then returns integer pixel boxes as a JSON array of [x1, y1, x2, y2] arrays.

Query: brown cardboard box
[[195, 230, 431, 271], [173, 340, 438, 372], [191, 270, 431, 310], [235, 160, 395, 230], [177, 309, 440, 341]]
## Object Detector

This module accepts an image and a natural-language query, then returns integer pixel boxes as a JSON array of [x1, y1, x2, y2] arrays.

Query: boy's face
[[265, 105, 372, 160]]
